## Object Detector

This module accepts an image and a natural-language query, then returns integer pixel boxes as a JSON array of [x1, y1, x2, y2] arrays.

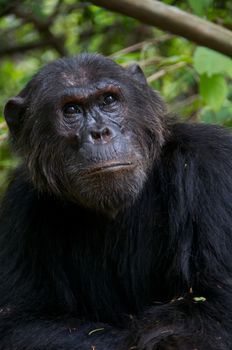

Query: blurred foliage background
[[0, 0, 232, 192]]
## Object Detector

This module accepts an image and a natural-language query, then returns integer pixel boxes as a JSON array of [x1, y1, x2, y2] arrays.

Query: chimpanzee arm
[[135, 290, 232, 350], [134, 125, 232, 350], [0, 312, 130, 350], [0, 175, 130, 350]]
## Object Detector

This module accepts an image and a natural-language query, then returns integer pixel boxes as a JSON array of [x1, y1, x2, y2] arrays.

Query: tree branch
[[0, 41, 56, 56], [11, 5, 67, 56], [91, 0, 232, 58]]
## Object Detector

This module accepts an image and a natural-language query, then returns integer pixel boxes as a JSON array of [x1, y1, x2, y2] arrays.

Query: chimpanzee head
[[4, 54, 167, 214]]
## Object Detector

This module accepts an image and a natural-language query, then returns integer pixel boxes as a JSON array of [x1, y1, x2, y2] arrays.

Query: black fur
[[1, 54, 232, 349]]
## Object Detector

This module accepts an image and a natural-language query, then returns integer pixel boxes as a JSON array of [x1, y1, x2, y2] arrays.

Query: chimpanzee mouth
[[84, 161, 136, 176]]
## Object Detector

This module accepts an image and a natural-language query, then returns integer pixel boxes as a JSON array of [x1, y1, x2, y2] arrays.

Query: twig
[[120, 56, 163, 68], [0, 41, 57, 55], [136, 56, 163, 68], [168, 94, 199, 113], [147, 61, 187, 83], [0, 134, 8, 143], [0, 122, 7, 129], [109, 34, 172, 58]]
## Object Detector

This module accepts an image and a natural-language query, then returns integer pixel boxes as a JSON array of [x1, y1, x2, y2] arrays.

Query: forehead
[[40, 54, 125, 89]]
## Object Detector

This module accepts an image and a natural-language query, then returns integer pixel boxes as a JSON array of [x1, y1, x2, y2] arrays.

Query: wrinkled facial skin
[[4, 54, 167, 214]]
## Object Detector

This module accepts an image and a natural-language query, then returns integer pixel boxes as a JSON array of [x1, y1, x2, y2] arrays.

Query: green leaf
[[187, 0, 213, 15], [199, 74, 228, 111], [193, 47, 232, 77], [187, 0, 204, 15], [193, 296, 206, 302]]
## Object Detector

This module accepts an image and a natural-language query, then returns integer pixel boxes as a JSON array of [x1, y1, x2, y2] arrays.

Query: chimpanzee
[[0, 53, 232, 350]]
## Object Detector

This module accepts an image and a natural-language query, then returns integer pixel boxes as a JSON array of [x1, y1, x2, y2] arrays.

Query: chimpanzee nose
[[88, 126, 117, 144]]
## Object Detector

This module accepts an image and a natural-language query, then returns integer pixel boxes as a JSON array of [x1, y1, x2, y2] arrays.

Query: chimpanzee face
[[4, 54, 166, 214]]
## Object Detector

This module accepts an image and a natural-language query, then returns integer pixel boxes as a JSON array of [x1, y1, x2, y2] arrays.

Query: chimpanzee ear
[[126, 64, 147, 85], [4, 96, 25, 138]]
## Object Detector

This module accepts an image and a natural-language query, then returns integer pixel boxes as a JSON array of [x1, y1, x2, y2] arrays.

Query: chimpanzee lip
[[84, 161, 136, 175]]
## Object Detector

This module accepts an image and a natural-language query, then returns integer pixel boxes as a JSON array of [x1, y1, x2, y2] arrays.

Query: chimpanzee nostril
[[89, 126, 115, 144], [90, 130, 101, 141], [102, 128, 110, 137], [101, 128, 112, 142]]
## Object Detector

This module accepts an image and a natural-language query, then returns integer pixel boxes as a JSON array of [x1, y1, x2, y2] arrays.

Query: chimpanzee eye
[[63, 104, 82, 116], [103, 94, 117, 106]]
